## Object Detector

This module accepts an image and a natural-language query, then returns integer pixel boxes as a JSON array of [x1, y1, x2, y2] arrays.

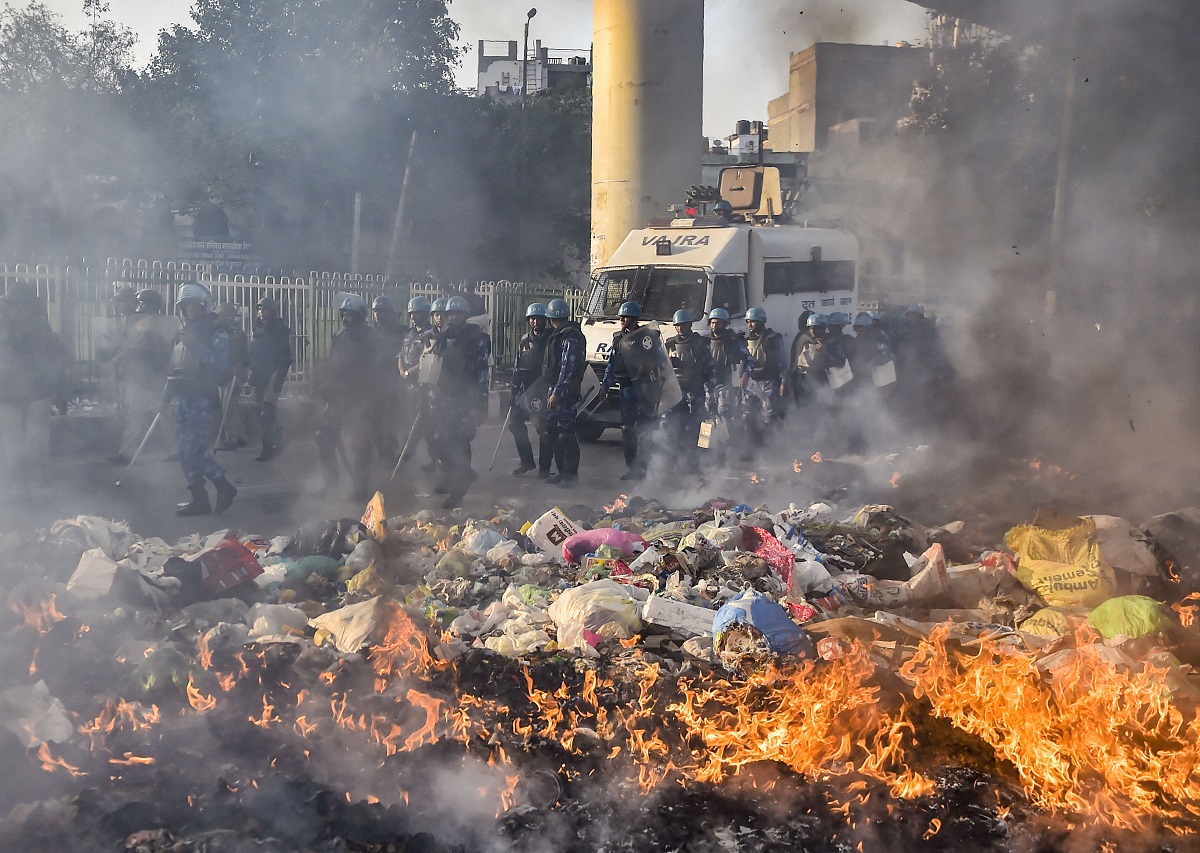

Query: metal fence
[[0, 259, 586, 398]]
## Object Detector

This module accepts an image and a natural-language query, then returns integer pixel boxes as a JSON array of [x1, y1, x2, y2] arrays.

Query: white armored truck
[[577, 165, 859, 439]]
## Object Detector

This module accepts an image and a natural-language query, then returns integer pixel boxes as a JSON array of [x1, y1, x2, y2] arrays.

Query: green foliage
[[0, 0, 135, 92]]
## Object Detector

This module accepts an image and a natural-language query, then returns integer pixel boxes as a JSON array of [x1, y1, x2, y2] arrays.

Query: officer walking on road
[[707, 307, 754, 446], [246, 297, 292, 462], [664, 309, 716, 465], [165, 284, 237, 516], [742, 306, 788, 445], [509, 303, 552, 477], [214, 303, 249, 450], [425, 296, 490, 508], [542, 298, 587, 486], [314, 295, 379, 501], [397, 296, 435, 468], [600, 301, 666, 481]]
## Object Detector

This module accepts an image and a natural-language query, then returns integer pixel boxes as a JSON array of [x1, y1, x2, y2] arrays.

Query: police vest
[[709, 329, 744, 385], [514, 331, 550, 385], [435, 324, 488, 393], [401, 324, 432, 372], [542, 323, 587, 392], [613, 326, 661, 382], [666, 333, 708, 387], [746, 329, 783, 381]]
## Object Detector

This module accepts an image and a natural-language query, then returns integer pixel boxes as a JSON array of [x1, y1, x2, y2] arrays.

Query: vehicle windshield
[[584, 266, 708, 321]]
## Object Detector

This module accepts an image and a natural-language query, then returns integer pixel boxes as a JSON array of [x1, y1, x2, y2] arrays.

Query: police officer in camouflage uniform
[[397, 296, 435, 468], [314, 295, 379, 501], [663, 309, 716, 465], [707, 306, 754, 448], [600, 301, 667, 481], [247, 296, 292, 462], [370, 295, 408, 464], [426, 296, 490, 508], [742, 306, 788, 445], [165, 284, 237, 516], [509, 303, 552, 477], [542, 298, 587, 486]]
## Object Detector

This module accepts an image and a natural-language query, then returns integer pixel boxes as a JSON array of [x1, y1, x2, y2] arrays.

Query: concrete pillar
[[591, 0, 704, 270]]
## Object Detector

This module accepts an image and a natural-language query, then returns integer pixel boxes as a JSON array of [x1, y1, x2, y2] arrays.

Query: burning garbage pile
[[2, 495, 1199, 851]]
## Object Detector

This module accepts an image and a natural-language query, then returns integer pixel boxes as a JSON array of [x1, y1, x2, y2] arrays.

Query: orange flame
[[36, 742, 85, 777], [890, 471, 903, 488], [14, 593, 67, 635], [187, 674, 217, 713], [1172, 592, 1200, 628], [793, 459, 803, 474], [604, 494, 630, 514], [749, 472, 764, 485]]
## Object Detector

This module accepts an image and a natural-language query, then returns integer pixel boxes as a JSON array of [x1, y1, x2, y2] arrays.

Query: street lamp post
[[521, 7, 537, 107]]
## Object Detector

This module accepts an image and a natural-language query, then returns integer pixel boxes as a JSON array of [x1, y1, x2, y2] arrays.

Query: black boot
[[555, 431, 580, 486], [213, 477, 237, 514], [177, 485, 212, 517], [511, 423, 536, 475], [537, 434, 554, 477], [257, 403, 278, 461]]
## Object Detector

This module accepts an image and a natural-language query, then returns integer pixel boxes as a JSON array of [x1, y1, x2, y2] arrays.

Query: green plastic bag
[[1086, 595, 1168, 640]]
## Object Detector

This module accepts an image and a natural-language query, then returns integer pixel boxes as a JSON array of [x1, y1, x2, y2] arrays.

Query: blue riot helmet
[[617, 301, 642, 318], [445, 296, 471, 314], [407, 296, 432, 314], [852, 312, 874, 328], [827, 311, 850, 327], [546, 299, 571, 319], [525, 302, 548, 318], [905, 304, 925, 318], [806, 313, 828, 328], [708, 307, 731, 323], [672, 309, 692, 325], [371, 295, 394, 314], [338, 294, 369, 317], [745, 306, 767, 323], [431, 298, 449, 313]]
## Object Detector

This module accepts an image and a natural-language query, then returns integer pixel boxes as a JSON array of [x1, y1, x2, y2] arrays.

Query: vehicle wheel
[[576, 422, 608, 443]]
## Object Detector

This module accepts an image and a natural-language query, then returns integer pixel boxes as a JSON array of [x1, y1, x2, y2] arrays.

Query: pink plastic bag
[[562, 529, 647, 565], [740, 526, 796, 585]]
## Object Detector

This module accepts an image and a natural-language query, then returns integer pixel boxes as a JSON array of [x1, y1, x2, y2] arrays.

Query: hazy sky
[[44, 0, 929, 137]]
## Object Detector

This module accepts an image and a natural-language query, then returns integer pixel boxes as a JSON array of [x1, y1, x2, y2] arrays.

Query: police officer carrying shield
[[247, 296, 292, 462], [425, 296, 490, 508], [214, 303, 249, 450], [600, 301, 667, 481], [707, 306, 754, 440], [109, 289, 177, 464], [742, 306, 788, 444], [314, 294, 379, 501], [542, 298, 587, 486], [370, 295, 408, 464], [165, 284, 237, 516], [397, 295, 435, 468], [509, 303, 552, 477], [663, 309, 716, 465]]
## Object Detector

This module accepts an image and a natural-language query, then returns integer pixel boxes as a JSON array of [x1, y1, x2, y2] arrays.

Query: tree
[[0, 0, 134, 92]]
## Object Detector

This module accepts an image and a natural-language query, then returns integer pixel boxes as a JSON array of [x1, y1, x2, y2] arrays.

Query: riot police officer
[[425, 295, 490, 508], [397, 296, 435, 468], [314, 295, 380, 501], [247, 296, 292, 462], [664, 309, 716, 464], [370, 295, 408, 464], [707, 307, 754, 445], [109, 288, 177, 464], [542, 298, 587, 486], [165, 284, 237, 516], [214, 303, 249, 450], [600, 301, 667, 481], [742, 306, 787, 443], [510, 303, 552, 477]]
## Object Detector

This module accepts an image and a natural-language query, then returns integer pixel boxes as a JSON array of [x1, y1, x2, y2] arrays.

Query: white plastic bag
[[548, 580, 644, 655]]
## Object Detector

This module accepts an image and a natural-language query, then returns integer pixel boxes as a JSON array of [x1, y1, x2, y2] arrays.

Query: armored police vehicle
[[578, 165, 859, 439]]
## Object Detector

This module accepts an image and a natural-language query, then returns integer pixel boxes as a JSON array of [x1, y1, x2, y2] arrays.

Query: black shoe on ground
[[217, 441, 239, 451], [537, 469, 552, 480], [619, 468, 646, 481], [556, 474, 578, 487], [256, 445, 276, 462], [213, 478, 238, 514], [512, 463, 535, 476], [177, 486, 212, 517], [441, 494, 464, 509]]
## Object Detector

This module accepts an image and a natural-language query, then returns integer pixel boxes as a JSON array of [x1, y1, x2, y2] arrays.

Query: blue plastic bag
[[713, 589, 814, 665]]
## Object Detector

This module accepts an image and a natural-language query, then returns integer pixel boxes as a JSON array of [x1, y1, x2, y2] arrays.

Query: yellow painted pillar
[[591, 0, 704, 270]]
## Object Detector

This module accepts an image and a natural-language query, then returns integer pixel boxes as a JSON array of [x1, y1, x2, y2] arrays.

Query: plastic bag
[[1088, 516, 1159, 578], [712, 589, 813, 671], [562, 529, 646, 565], [344, 538, 382, 573], [460, 524, 506, 557], [1006, 516, 1118, 608], [788, 557, 834, 597], [1086, 595, 1168, 640], [694, 520, 743, 550], [309, 596, 381, 653], [740, 527, 796, 585], [547, 579, 644, 655], [1018, 607, 1073, 639], [247, 603, 309, 640]]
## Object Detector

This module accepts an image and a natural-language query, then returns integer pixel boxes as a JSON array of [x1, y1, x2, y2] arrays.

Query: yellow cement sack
[[1018, 607, 1073, 639], [1005, 516, 1117, 608]]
